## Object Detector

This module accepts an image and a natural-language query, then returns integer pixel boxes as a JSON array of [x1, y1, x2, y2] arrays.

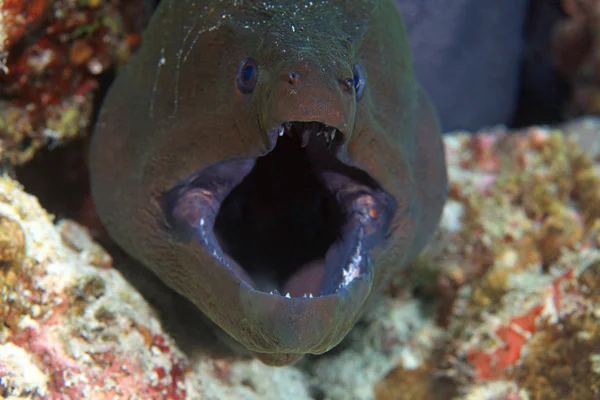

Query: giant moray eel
[[90, 0, 447, 366]]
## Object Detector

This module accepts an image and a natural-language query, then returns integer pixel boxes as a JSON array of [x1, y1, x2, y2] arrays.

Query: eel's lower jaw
[[252, 352, 304, 367], [161, 121, 397, 299]]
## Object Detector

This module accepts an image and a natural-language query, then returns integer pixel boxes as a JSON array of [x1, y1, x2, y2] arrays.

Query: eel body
[[90, 0, 447, 366]]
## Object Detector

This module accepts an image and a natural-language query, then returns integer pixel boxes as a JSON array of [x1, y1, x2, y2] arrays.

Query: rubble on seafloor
[[0, 120, 599, 399], [0, 0, 151, 165]]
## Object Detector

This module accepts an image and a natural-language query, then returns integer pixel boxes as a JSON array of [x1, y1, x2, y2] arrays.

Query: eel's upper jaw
[[161, 120, 397, 300]]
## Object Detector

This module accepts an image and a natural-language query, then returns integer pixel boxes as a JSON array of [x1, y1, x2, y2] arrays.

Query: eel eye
[[353, 63, 365, 101], [237, 57, 258, 93]]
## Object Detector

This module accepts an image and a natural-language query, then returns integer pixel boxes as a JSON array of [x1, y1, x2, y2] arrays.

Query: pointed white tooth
[[331, 129, 336, 140], [278, 126, 284, 136], [301, 129, 310, 147], [270, 291, 274, 295], [309, 293, 313, 298], [285, 292, 291, 298], [303, 293, 307, 298]]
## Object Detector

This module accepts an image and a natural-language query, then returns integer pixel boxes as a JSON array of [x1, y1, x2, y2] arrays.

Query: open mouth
[[161, 121, 396, 298]]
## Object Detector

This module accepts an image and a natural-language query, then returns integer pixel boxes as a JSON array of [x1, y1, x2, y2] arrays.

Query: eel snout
[[161, 121, 396, 301]]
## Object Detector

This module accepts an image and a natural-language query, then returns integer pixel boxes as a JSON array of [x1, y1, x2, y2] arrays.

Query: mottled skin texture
[[90, 0, 447, 365]]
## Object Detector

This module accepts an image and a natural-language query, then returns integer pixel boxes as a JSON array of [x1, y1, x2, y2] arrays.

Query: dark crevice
[[15, 138, 92, 224], [510, 0, 568, 128]]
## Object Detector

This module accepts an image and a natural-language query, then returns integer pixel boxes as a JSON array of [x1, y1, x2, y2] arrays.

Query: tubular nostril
[[288, 72, 301, 86], [339, 78, 353, 92]]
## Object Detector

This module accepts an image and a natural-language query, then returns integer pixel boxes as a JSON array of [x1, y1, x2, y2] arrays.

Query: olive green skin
[[90, 0, 447, 366]]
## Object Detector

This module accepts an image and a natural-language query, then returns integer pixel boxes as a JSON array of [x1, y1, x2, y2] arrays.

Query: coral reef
[[0, 121, 599, 399], [375, 123, 600, 399], [0, 0, 150, 165]]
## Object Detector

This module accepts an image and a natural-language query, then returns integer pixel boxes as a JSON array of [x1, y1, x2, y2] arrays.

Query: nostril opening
[[288, 72, 300, 85], [339, 78, 353, 92]]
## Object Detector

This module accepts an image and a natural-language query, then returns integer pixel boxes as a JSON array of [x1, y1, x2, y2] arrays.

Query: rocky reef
[[0, 0, 150, 165]]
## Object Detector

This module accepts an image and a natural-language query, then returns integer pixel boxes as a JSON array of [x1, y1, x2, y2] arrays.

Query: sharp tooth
[[326, 130, 333, 149], [301, 129, 310, 147], [309, 293, 313, 298], [331, 128, 336, 141], [278, 126, 284, 136], [285, 292, 291, 298], [303, 293, 307, 298]]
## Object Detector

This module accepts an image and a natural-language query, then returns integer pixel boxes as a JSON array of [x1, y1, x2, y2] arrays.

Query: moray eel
[[90, 0, 447, 366]]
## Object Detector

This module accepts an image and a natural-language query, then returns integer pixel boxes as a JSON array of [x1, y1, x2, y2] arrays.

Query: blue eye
[[237, 57, 258, 93], [353, 63, 365, 100], [243, 65, 254, 81]]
